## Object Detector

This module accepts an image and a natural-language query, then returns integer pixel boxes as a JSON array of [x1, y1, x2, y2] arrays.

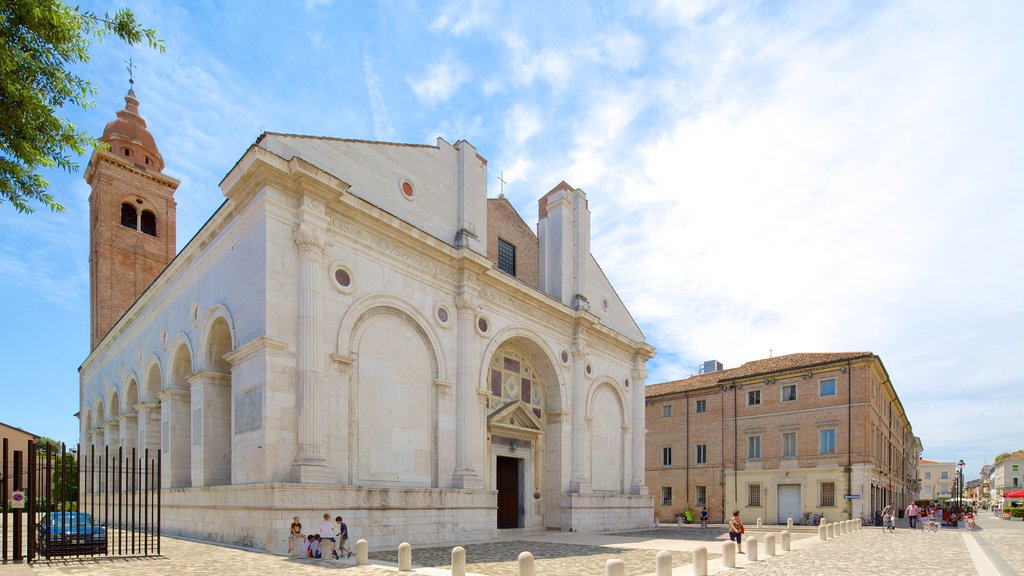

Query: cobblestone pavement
[[5, 519, 1020, 576]]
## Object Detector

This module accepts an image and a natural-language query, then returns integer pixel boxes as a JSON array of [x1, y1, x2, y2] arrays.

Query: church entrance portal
[[496, 456, 521, 529]]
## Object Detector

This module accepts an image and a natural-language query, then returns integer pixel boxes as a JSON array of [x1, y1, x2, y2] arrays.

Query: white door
[[778, 484, 801, 524]]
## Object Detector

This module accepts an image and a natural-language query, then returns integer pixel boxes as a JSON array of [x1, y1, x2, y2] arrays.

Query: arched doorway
[[484, 340, 562, 530]]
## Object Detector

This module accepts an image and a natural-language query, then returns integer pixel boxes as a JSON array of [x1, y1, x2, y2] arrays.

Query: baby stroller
[[922, 516, 940, 532], [883, 512, 896, 533]]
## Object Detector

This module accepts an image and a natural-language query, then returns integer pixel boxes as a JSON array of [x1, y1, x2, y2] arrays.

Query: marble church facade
[[79, 92, 654, 550]]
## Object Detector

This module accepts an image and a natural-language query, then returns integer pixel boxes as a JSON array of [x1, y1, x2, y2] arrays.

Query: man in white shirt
[[318, 513, 337, 559]]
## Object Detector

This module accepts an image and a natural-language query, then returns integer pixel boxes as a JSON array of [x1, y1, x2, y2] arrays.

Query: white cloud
[[408, 59, 470, 105], [431, 0, 490, 35], [363, 54, 396, 141], [503, 104, 541, 146]]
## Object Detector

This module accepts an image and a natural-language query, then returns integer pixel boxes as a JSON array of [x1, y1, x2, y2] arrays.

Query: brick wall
[[486, 197, 539, 289]]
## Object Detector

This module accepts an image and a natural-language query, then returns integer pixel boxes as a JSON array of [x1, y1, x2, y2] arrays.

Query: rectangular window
[[662, 487, 672, 505], [941, 471, 948, 479], [747, 389, 761, 406], [696, 485, 707, 506], [662, 404, 672, 418], [748, 483, 761, 507], [748, 435, 761, 460], [925, 471, 931, 480], [820, 481, 836, 507], [696, 444, 707, 465], [924, 486, 933, 496], [663, 447, 672, 466], [1014, 477, 1019, 487], [781, 384, 797, 402], [782, 432, 797, 458], [695, 399, 707, 413], [819, 428, 836, 455], [820, 378, 837, 397], [497, 239, 516, 276], [1014, 465, 1020, 472]]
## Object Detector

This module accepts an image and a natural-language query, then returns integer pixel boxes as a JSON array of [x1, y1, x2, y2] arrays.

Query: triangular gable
[[487, 401, 544, 435]]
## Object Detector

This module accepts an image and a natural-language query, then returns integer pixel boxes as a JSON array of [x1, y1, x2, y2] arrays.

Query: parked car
[[36, 512, 107, 556]]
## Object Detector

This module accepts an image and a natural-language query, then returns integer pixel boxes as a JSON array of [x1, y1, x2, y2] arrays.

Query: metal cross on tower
[[497, 170, 507, 198], [125, 58, 137, 87]]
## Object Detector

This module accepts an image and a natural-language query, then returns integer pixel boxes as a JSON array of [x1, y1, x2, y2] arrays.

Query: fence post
[[398, 542, 412, 571], [722, 541, 736, 568], [693, 546, 708, 575], [356, 539, 368, 565], [656, 550, 672, 576], [518, 551, 535, 576], [452, 545, 466, 576]]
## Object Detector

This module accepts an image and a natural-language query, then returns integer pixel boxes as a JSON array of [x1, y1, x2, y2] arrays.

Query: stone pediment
[[487, 401, 544, 436]]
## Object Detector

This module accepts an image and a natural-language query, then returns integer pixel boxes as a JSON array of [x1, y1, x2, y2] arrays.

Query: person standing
[[335, 515, 351, 558], [318, 513, 337, 559], [729, 510, 744, 553], [906, 502, 921, 529]]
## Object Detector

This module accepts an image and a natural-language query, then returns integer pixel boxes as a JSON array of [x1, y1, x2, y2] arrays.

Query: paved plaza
[[3, 514, 1022, 576]]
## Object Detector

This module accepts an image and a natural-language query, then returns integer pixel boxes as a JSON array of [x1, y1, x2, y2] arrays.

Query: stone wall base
[[562, 493, 655, 532]]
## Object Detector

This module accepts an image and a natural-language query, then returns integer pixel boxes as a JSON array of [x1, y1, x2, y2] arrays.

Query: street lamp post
[[956, 459, 965, 517]]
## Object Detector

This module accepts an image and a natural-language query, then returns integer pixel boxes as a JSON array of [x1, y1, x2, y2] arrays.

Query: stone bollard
[[518, 551, 534, 576], [837, 521, 843, 536], [693, 546, 708, 576], [678, 515, 683, 527], [747, 537, 759, 562], [818, 523, 827, 540], [398, 542, 412, 571], [787, 517, 793, 529], [756, 517, 763, 528], [606, 559, 625, 576], [844, 520, 850, 534], [781, 530, 791, 552], [656, 550, 673, 576], [765, 534, 776, 557], [722, 541, 736, 568], [356, 539, 368, 565], [452, 546, 466, 576], [828, 522, 836, 539]]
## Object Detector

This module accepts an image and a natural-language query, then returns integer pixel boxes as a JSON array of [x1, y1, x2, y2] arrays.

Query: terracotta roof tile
[[646, 352, 875, 398]]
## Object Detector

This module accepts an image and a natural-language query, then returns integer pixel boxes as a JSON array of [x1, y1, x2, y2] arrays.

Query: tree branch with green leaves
[[0, 1, 164, 214]]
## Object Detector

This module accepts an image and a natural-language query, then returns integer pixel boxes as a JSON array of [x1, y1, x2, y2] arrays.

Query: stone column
[[188, 370, 231, 486], [134, 402, 161, 459], [159, 388, 191, 489], [119, 413, 138, 454], [453, 294, 481, 488], [569, 340, 589, 492], [103, 419, 119, 451], [291, 221, 331, 482], [629, 354, 648, 495]]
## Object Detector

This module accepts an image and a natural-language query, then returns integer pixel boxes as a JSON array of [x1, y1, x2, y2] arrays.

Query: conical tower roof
[[100, 88, 165, 171]]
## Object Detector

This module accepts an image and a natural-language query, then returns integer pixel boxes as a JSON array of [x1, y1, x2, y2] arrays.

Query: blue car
[[36, 512, 107, 556]]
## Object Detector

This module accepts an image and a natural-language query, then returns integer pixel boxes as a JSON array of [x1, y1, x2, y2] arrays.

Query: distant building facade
[[645, 353, 920, 524], [78, 90, 654, 550], [990, 451, 1024, 505], [917, 459, 955, 502], [0, 422, 40, 463]]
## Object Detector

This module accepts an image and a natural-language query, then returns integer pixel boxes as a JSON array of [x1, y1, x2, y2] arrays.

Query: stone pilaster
[[291, 219, 332, 482], [134, 402, 161, 460], [629, 354, 648, 495], [188, 370, 232, 486], [452, 294, 481, 488], [119, 413, 139, 454], [103, 419, 119, 451], [159, 388, 191, 489], [569, 341, 589, 493]]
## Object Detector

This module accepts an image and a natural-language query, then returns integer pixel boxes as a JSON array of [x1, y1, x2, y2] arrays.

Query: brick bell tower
[[85, 86, 180, 349]]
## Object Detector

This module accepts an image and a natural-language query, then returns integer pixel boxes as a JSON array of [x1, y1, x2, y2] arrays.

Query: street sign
[[843, 494, 861, 500], [11, 490, 26, 508]]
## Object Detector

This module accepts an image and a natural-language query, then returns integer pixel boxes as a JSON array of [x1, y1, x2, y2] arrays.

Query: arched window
[[140, 210, 157, 236], [121, 203, 138, 229]]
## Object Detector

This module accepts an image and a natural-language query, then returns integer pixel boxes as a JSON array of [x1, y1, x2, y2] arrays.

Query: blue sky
[[2, 0, 1022, 480]]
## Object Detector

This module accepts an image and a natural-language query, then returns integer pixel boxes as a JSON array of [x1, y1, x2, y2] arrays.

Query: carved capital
[[455, 296, 477, 313], [293, 222, 326, 254]]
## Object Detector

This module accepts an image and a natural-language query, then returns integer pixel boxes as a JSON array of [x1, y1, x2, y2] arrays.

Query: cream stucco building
[[78, 90, 654, 550]]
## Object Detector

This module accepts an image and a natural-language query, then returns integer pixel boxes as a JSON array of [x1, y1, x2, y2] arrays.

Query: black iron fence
[[2, 438, 161, 563]]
